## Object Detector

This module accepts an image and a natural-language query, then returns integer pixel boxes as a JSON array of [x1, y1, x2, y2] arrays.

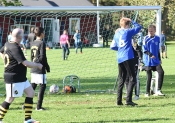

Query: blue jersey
[[142, 35, 160, 66], [74, 33, 81, 43], [110, 21, 142, 63]]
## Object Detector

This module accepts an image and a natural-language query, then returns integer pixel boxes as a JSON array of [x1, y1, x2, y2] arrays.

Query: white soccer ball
[[49, 84, 59, 93]]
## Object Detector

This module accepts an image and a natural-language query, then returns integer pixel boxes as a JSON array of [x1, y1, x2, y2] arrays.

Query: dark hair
[[34, 27, 44, 37]]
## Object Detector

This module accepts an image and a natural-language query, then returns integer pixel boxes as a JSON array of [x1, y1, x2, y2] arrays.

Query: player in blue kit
[[110, 17, 142, 106], [142, 25, 165, 97]]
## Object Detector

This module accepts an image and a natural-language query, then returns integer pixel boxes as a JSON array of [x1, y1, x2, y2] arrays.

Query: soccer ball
[[63, 85, 76, 93], [49, 84, 59, 93]]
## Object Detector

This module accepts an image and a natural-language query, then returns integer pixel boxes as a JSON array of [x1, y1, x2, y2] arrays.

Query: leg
[[62, 45, 66, 60], [75, 42, 78, 53], [0, 97, 14, 121], [106, 38, 108, 47], [146, 70, 152, 95], [24, 86, 35, 121], [117, 63, 127, 105], [31, 83, 37, 90], [36, 84, 46, 110], [79, 42, 83, 53], [123, 59, 136, 104], [156, 65, 164, 91]]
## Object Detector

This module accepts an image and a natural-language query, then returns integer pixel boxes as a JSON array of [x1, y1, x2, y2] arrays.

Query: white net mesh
[[0, 7, 158, 93]]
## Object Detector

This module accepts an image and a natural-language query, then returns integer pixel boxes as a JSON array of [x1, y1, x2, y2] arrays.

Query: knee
[[5, 97, 14, 103]]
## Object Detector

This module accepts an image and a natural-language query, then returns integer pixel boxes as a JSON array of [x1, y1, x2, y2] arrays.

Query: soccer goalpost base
[[0, 6, 161, 94]]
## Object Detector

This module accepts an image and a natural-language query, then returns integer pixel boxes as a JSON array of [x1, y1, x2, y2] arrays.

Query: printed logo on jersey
[[14, 90, 18, 95], [4, 54, 10, 67], [31, 46, 39, 62], [119, 36, 125, 47]]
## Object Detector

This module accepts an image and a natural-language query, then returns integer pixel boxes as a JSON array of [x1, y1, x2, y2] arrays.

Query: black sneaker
[[125, 102, 138, 106], [117, 102, 123, 106]]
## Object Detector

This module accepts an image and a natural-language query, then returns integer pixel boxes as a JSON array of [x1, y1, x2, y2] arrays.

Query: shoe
[[144, 93, 150, 97], [24, 119, 40, 123], [134, 95, 139, 100], [36, 107, 46, 111], [117, 102, 123, 106], [125, 102, 138, 106], [22, 104, 25, 110], [0, 120, 4, 123], [154, 90, 165, 96], [162, 57, 164, 59]]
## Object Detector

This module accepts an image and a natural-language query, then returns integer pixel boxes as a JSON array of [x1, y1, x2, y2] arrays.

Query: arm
[[128, 21, 142, 36], [0, 46, 4, 59], [110, 35, 118, 51], [142, 36, 154, 58], [39, 42, 50, 72], [22, 60, 42, 69]]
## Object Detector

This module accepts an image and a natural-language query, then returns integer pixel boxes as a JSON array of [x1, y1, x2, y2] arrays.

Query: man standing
[[142, 25, 165, 97], [0, 25, 3, 47], [110, 17, 142, 106], [27, 27, 35, 48], [0, 28, 42, 123]]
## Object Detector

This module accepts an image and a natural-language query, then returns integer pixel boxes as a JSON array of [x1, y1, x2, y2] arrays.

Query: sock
[[0, 101, 10, 120], [24, 97, 33, 121]]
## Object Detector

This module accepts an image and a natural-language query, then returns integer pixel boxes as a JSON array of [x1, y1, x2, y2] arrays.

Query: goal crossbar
[[0, 6, 161, 11]]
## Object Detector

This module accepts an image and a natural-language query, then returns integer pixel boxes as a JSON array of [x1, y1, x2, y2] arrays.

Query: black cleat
[[125, 102, 138, 106]]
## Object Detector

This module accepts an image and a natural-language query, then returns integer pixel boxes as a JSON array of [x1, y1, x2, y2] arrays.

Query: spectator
[[160, 31, 168, 59], [27, 27, 35, 48], [60, 30, 70, 60], [73, 30, 82, 54], [102, 26, 109, 47], [7, 31, 12, 42]]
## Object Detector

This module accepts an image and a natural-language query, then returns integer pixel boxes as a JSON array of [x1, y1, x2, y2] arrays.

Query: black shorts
[[161, 46, 166, 52], [145, 66, 156, 71]]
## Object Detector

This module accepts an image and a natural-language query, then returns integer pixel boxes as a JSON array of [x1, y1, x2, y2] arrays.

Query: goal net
[[0, 6, 161, 93]]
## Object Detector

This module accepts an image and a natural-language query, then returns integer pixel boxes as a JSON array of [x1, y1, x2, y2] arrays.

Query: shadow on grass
[[69, 118, 171, 123]]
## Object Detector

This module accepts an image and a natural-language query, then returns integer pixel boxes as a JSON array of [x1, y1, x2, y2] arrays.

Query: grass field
[[0, 42, 175, 123]]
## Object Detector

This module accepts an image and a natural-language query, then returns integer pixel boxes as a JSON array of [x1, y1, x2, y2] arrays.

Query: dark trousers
[[125, 59, 140, 96], [75, 42, 82, 53], [62, 44, 70, 60], [146, 65, 164, 94], [103, 37, 108, 47], [117, 59, 136, 103], [32, 83, 46, 109]]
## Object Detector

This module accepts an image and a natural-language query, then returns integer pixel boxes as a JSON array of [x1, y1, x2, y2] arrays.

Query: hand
[[37, 63, 43, 70], [151, 55, 155, 59], [122, 17, 131, 22]]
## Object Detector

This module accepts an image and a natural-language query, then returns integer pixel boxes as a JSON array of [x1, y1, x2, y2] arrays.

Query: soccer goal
[[0, 6, 161, 93]]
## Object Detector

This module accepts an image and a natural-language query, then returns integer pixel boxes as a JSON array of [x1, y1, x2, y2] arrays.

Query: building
[[0, 0, 97, 47]]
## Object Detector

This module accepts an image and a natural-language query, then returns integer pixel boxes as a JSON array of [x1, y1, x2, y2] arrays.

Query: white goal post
[[0, 6, 161, 93], [0, 6, 161, 41]]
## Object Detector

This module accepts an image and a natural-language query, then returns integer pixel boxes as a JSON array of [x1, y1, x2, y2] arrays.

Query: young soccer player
[[0, 28, 42, 123], [160, 31, 168, 59], [60, 30, 70, 60], [30, 27, 50, 110], [142, 25, 165, 97], [27, 27, 35, 48], [73, 30, 82, 54], [110, 17, 142, 106]]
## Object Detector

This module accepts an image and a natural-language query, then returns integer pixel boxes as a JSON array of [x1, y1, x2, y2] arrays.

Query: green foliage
[[1, 0, 23, 6]]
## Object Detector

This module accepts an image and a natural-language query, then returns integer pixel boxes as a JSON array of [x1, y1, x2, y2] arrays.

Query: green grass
[[0, 42, 175, 123]]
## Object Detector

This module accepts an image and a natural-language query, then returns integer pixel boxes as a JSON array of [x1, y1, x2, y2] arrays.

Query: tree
[[0, 0, 23, 6], [90, 0, 175, 35]]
